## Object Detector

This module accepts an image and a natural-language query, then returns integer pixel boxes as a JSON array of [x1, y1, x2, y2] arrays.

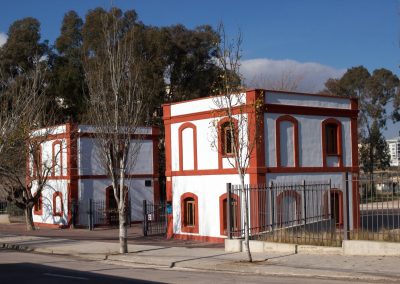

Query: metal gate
[[143, 200, 167, 236]]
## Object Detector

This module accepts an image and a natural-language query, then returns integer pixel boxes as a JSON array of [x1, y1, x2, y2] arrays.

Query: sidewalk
[[1, 233, 400, 282]]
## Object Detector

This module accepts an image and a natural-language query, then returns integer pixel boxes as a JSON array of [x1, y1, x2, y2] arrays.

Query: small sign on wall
[[166, 202, 172, 214]]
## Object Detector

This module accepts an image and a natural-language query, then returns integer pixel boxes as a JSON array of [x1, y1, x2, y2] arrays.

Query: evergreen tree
[[359, 120, 391, 177], [50, 11, 86, 121], [325, 66, 398, 175]]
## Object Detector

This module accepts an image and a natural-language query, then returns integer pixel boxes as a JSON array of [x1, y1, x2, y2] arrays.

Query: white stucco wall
[[31, 125, 66, 137], [171, 114, 249, 172], [172, 174, 249, 238], [265, 113, 352, 167], [170, 93, 247, 116], [31, 138, 68, 177], [265, 91, 351, 109], [32, 179, 69, 225], [78, 138, 154, 175]]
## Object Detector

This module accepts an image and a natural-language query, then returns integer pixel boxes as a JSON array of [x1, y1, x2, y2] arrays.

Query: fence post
[[71, 199, 76, 229], [343, 172, 350, 240], [270, 181, 275, 232], [303, 180, 307, 226], [143, 200, 148, 236], [88, 199, 93, 231], [128, 198, 131, 228], [226, 183, 232, 239]]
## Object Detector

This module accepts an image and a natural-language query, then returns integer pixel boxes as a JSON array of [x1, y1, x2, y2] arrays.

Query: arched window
[[181, 192, 199, 233], [178, 122, 197, 171], [276, 115, 299, 168], [52, 141, 63, 176], [218, 118, 238, 169], [31, 144, 42, 178], [219, 193, 241, 236], [34, 192, 42, 215], [221, 122, 234, 156], [321, 118, 343, 167], [276, 190, 302, 227], [53, 192, 63, 217], [323, 189, 343, 227]]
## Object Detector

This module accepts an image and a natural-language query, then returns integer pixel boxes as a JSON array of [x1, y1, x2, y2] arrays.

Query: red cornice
[[265, 104, 357, 118]]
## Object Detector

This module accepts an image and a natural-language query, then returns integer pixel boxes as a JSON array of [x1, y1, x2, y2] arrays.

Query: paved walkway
[[1, 232, 400, 282]]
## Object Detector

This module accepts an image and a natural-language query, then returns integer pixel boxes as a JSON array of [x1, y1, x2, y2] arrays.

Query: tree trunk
[[119, 208, 128, 253], [240, 174, 252, 262], [25, 206, 35, 231]]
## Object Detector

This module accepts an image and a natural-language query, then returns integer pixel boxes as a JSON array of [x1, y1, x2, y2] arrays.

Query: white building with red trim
[[163, 89, 359, 242], [29, 123, 160, 228]]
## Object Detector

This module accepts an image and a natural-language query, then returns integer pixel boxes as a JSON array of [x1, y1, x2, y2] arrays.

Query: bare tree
[[210, 24, 263, 262], [248, 69, 304, 92], [83, 8, 147, 253], [0, 57, 60, 230]]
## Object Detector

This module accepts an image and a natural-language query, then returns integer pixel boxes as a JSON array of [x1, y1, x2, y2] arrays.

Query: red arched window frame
[[52, 140, 63, 176], [52, 191, 63, 217], [178, 122, 198, 171], [323, 189, 343, 227], [34, 192, 43, 215], [321, 118, 343, 167], [181, 192, 199, 234], [219, 193, 241, 236], [31, 144, 42, 178], [276, 190, 302, 226], [218, 117, 238, 169], [276, 115, 299, 168]]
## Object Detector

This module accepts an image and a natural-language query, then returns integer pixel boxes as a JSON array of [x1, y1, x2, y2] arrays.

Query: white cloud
[[0, 32, 7, 47], [241, 58, 346, 93]]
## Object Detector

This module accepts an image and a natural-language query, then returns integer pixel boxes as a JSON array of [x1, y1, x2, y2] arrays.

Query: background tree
[[49, 10, 86, 121], [83, 7, 149, 253], [0, 17, 50, 78], [163, 24, 221, 102], [359, 120, 390, 178], [0, 56, 59, 231], [248, 69, 304, 92], [324, 66, 399, 175]]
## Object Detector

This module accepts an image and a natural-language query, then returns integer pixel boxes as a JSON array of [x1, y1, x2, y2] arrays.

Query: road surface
[[0, 249, 374, 284]]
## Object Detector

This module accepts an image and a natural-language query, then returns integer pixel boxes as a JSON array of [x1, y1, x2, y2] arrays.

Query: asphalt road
[[0, 249, 372, 284]]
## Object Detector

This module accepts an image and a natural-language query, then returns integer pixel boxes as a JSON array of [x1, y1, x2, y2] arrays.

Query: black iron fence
[[227, 180, 344, 246], [351, 173, 400, 242], [227, 173, 400, 246], [71, 199, 131, 230], [143, 200, 167, 236], [0, 201, 7, 214], [0, 201, 24, 216]]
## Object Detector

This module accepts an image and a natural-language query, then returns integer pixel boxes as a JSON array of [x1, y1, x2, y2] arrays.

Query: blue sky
[[0, 0, 399, 137]]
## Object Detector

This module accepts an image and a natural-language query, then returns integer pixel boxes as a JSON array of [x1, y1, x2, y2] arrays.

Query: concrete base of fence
[[225, 239, 242, 252], [0, 214, 10, 224], [297, 244, 342, 255], [342, 240, 400, 256], [225, 239, 400, 256]]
